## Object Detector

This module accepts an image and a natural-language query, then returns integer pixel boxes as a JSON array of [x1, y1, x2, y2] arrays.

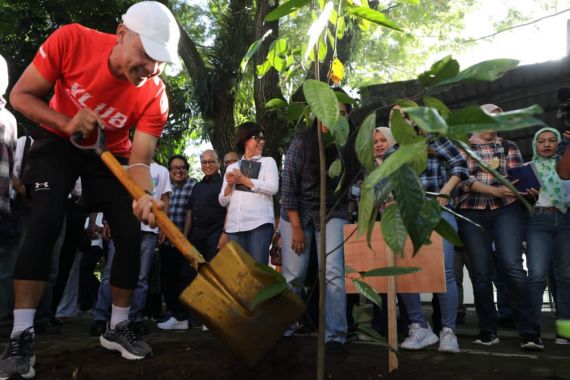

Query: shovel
[[71, 128, 304, 366]]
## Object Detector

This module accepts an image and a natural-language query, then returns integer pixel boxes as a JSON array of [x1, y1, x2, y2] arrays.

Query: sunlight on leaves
[[265, 0, 310, 21], [240, 29, 272, 72], [302, 79, 339, 129], [304, 1, 334, 62]]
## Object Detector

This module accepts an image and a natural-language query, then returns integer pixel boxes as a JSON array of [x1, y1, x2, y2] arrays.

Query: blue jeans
[[280, 217, 348, 344], [492, 254, 512, 320], [526, 210, 570, 321], [92, 233, 157, 322], [400, 211, 458, 330], [227, 223, 274, 264], [458, 203, 538, 335]]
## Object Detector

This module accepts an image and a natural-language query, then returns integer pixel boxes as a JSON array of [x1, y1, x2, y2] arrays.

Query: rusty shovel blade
[[180, 241, 305, 366]]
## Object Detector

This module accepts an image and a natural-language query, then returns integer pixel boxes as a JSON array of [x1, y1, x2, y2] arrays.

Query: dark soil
[[28, 314, 570, 380]]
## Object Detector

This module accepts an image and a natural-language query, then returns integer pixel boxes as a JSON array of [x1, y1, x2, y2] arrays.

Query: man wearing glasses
[[183, 150, 227, 277], [156, 155, 197, 331], [222, 151, 239, 174]]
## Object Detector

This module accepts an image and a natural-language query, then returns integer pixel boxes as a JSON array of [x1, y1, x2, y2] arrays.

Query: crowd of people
[[0, 1, 570, 379]]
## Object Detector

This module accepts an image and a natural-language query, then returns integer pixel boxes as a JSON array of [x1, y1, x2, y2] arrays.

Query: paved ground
[[3, 308, 569, 379]]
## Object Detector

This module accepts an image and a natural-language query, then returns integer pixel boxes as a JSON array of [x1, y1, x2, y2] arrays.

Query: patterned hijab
[[532, 127, 567, 213]]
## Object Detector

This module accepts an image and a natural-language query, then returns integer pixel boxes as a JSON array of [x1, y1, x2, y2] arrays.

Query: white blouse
[[219, 155, 279, 233]]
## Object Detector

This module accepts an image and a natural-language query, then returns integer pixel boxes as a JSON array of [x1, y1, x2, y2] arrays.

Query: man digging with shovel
[[0, 2, 180, 378]]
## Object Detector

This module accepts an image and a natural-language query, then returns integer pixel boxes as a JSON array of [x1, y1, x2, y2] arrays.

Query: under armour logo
[[34, 182, 50, 191]]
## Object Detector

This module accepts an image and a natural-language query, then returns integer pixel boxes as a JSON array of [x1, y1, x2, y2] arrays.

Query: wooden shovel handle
[[100, 151, 206, 269]]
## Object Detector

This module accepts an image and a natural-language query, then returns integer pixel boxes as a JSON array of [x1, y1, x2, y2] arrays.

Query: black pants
[[14, 131, 141, 290], [78, 243, 106, 311], [51, 199, 88, 313], [159, 244, 193, 320]]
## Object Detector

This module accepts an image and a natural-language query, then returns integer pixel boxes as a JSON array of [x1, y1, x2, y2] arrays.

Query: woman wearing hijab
[[373, 127, 396, 165], [525, 127, 570, 345]]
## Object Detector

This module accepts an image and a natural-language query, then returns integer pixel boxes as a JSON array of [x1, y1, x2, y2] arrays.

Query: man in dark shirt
[[184, 149, 227, 261]]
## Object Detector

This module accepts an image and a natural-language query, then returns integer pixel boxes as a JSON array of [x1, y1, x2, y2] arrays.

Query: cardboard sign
[[344, 223, 446, 293]]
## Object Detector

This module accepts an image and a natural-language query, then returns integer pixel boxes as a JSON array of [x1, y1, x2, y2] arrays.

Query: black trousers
[[14, 130, 141, 290]]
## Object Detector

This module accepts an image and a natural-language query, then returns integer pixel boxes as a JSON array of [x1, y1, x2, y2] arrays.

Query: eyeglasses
[[170, 165, 187, 172], [249, 134, 265, 143], [224, 159, 238, 166], [200, 160, 218, 166]]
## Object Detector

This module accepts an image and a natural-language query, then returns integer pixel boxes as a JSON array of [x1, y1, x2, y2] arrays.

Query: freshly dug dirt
[[29, 316, 570, 380]]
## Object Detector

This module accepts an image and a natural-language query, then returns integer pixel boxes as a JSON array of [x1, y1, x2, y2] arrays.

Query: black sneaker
[[0, 327, 36, 379], [520, 334, 544, 351], [473, 331, 499, 346], [100, 321, 153, 360], [89, 320, 107, 337]]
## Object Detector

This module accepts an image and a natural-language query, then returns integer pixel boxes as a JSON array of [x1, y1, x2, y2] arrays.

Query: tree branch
[[178, 24, 208, 82], [463, 7, 570, 43]]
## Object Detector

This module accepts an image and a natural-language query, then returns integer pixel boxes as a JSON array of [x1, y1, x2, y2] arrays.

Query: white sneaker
[[400, 323, 439, 350], [156, 316, 188, 330], [438, 327, 460, 353], [202, 325, 209, 332]]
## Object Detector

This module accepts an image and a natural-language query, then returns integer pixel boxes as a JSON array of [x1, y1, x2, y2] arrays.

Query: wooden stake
[[386, 244, 398, 372]]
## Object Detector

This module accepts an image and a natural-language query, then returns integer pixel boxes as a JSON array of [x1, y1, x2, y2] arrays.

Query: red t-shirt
[[32, 24, 168, 157]]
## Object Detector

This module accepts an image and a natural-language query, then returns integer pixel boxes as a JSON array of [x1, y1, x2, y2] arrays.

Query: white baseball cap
[[122, 1, 180, 67]]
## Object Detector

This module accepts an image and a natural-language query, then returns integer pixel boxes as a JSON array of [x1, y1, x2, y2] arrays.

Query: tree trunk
[[210, 96, 238, 155], [176, 0, 254, 157], [253, 0, 289, 170]]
